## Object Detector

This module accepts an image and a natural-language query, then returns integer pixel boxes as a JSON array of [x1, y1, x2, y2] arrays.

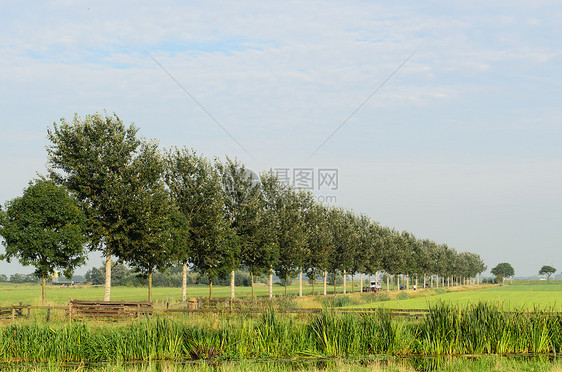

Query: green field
[[356, 281, 562, 310], [0, 282, 365, 306]]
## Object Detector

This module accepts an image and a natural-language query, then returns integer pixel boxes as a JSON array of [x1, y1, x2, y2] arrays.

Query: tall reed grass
[[0, 303, 560, 363]]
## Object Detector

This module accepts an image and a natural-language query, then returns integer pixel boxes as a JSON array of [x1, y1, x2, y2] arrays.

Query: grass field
[[355, 281, 562, 310], [0, 281, 368, 306]]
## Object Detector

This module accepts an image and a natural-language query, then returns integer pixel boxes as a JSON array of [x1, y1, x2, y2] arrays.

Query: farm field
[[355, 281, 562, 310], [0, 281, 368, 306]]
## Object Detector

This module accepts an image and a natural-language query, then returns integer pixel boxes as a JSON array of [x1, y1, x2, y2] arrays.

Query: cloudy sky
[[1, 1, 561, 277]]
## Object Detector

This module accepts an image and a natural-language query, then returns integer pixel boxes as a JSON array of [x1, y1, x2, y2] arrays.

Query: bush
[[397, 292, 409, 300], [322, 295, 356, 308], [376, 293, 391, 302]]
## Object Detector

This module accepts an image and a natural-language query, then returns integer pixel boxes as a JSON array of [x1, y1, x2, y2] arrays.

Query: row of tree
[[0, 112, 487, 303]]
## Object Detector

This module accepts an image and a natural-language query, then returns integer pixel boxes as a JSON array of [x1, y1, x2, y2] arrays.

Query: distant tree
[[491, 262, 515, 283], [85, 267, 104, 285], [0, 274, 7, 283], [539, 265, 556, 283], [0, 180, 87, 303]]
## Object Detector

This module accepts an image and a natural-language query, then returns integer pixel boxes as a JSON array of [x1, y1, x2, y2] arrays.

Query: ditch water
[[1, 354, 560, 371]]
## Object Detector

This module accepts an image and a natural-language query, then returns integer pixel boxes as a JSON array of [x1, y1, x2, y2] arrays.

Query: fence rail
[[2, 300, 557, 322]]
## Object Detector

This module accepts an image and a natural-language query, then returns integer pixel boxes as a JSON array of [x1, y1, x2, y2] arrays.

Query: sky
[[1, 0, 561, 277]]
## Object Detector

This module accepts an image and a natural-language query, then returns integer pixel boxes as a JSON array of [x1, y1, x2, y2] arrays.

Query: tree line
[[0, 112, 487, 303]]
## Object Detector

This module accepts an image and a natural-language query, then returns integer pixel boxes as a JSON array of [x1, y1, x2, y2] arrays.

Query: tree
[[166, 148, 236, 299], [115, 141, 175, 302], [0, 179, 87, 303], [216, 158, 276, 298], [491, 262, 515, 283], [47, 112, 143, 301], [539, 265, 556, 283]]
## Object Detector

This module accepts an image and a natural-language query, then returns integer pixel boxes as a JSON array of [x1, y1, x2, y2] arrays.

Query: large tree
[[166, 148, 236, 299], [216, 158, 276, 297], [539, 265, 556, 283], [0, 179, 87, 303], [491, 262, 515, 283], [117, 142, 175, 301], [47, 112, 143, 301]]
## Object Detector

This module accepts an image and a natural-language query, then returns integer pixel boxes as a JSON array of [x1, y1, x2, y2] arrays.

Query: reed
[[0, 303, 560, 363]]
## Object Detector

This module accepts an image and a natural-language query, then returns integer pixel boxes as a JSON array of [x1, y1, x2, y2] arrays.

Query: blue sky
[[1, 0, 561, 277]]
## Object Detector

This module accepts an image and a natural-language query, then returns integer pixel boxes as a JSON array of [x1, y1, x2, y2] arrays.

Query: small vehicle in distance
[[363, 280, 382, 292]]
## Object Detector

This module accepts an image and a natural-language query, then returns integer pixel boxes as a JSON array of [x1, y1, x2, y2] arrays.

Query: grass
[[0, 282, 374, 307], [0, 303, 561, 363], [355, 282, 562, 311]]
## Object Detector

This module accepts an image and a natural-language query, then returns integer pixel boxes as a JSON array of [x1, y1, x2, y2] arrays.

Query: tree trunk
[[269, 271, 273, 298], [423, 274, 426, 289], [397, 274, 400, 291], [251, 271, 255, 298], [323, 270, 327, 296], [334, 272, 337, 295], [148, 271, 152, 302], [386, 274, 390, 291], [42, 274, 46, 305], [343, 270, 347, 294], [182, 262, 187, 302], [351, 272, 354, 293], [209, 278, 213, 299], [284, 273, 288, 296], [311, 269, 315, 296], [298, 268, 303, 297], [360, 273, 363, 293], [435, 275, 439, 288], [231, 270, 235, 299], [104, 254, 111, 301], [406, 275, 409, 290]]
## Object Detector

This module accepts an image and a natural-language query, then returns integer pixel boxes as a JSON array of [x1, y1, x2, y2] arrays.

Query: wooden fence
[[0, 299, 435, 322]]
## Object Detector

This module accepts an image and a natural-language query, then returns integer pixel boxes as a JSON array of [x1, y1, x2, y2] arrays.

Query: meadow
[[355, 281, 562, 311]]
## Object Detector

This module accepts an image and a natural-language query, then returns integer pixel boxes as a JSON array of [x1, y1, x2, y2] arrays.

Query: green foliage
[[0, 180, 86, 281], [397, 291, 409, 300], [321, 295, 355, 308], [491, 262, 515, 282], [165, 148, 236, 287], [539, 265, 556, 282], [46, 112, 142, 258]]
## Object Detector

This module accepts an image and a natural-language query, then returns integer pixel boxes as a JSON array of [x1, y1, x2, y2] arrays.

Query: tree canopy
[[491, 262, 515, 283], [0, 179, 87, 303], [539, 265, 556, 282]]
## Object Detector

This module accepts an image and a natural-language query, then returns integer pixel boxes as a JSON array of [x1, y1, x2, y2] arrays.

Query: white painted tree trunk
[[269, 272, 273, 298], [299, 268, 303, 297], [230, 270, 236, 298], [182, 262, 187, 302], [343, 270, 347, 294], [360, 273, 363, 293], [323, 270, 327, 296], [104, 254, 111, 301]]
